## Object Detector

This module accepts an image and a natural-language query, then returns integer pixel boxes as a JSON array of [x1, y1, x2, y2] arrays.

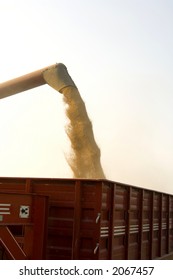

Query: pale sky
[[0, 0, 173, 194]]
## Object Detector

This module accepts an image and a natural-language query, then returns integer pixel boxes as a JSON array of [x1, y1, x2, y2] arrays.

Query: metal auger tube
[[0, 63, 76, 99]]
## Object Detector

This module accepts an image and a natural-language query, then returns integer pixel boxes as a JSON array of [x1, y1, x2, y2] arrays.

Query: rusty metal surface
[[0, 177, 173, 260]]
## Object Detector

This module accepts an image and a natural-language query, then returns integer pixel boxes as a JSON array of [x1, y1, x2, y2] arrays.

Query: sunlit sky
[[0, 0, 173, 194]]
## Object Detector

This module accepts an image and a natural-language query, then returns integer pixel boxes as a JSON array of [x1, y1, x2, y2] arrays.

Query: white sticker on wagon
[[19, 205, 30, 218]]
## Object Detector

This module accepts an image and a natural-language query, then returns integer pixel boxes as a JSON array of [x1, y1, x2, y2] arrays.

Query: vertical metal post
[[167, 195, 170, 254], [23, 225, 34, 258], [94, 181, 103, 260], [31, 195, 49, 259], [159, 194, 163, 257], [25, 178, 31, 193], [139, 189, 144, 259], [110, 183, 116, 260], [72, 180, 81, 260], [150, 192, 154, 259], [125, 186, 131, 260]]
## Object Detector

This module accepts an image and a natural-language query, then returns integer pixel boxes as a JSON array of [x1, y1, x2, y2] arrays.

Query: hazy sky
[[0, 0, 173, 194]]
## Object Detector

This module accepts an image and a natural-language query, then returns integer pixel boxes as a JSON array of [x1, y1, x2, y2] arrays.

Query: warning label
[[19, 206, 30, 218]]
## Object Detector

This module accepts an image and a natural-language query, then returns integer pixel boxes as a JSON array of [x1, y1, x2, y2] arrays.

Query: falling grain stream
[[61, 86, 105, 179]]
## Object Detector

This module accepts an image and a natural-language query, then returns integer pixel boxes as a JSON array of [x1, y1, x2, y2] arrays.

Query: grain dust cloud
[[43, 63, 105, 179]]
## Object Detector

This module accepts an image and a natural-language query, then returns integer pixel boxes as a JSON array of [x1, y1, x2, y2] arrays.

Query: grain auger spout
[[0, 63, 77, 99]]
